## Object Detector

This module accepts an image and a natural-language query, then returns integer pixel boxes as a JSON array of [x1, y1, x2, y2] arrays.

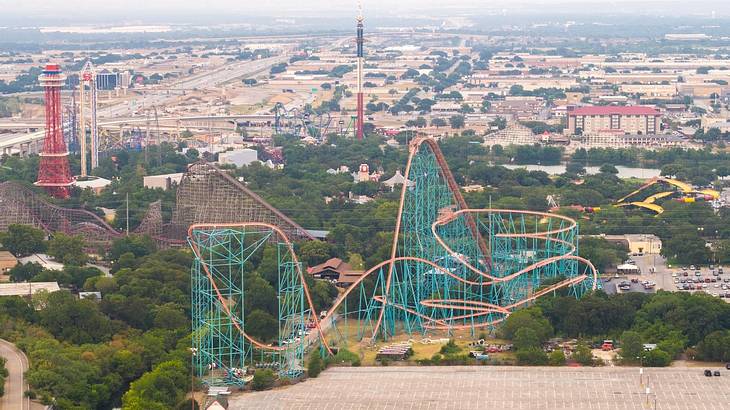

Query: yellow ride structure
[[615, 177, 719, 214]]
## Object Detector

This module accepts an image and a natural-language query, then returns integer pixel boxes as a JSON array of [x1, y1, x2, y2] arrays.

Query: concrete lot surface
[[229, 366, 730, 409]]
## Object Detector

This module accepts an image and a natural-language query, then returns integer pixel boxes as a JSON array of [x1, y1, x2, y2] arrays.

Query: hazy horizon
[[2, 0, 729, 26]]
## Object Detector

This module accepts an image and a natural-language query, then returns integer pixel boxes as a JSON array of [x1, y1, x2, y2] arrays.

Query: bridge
[[0, 113, 281, 155]]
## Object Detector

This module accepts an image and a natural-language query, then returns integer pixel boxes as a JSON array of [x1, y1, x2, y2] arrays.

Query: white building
[[382, 170, 414, 190], [0, 282, 60, 297], [72, 176, 112, 195], [18, 254, 64, 271], [218, 149, 258, 167]]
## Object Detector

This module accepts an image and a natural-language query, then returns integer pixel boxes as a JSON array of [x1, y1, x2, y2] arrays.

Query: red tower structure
[[36, 64, 73, 198], [355, 3, 365, 140]]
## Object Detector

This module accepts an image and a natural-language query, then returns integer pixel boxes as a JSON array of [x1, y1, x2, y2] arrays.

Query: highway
[[0, 338, 31, 410], [0, 54, 290, 152], [101, 55, 289, 119]]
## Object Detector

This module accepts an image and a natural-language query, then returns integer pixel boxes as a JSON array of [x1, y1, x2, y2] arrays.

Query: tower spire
[[355, 0, 365, 140]]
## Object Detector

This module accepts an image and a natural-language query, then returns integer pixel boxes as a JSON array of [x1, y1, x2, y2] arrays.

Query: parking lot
[[614, 254, 730, 302], [229, 366, 730, 409]]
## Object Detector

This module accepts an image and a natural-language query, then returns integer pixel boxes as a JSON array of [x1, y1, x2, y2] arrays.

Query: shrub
[[548, 350, 566, 366], [516, 348, 549, 365], [572, 342, 594, 366], [439, 339, 460, 355], [307, 354, 324, 378], [644, 348, 671, 367], [251, 369, 276, 391], [329, 348, 360, 367]]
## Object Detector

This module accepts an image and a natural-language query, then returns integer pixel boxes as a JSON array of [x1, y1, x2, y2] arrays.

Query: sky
[[1, 0, 728, 24]]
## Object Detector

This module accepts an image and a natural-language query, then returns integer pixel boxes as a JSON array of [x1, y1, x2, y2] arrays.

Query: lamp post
[[637, 354, 645, 386]]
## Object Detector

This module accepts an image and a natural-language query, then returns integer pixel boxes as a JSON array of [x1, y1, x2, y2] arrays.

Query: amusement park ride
[[616, 177, 720, 214], [35, 64, 74, 198], [78, 61, 99, 177], [188, 138, 600, 387]]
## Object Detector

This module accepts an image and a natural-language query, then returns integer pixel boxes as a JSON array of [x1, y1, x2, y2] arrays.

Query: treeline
[[0, 243, 193, 408], [501, 290, 730, 366]]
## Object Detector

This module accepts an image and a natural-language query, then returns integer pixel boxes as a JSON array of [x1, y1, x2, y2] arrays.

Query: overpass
[[0, 114, 281, 155]]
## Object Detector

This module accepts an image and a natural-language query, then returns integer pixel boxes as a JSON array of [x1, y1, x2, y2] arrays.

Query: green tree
[[431, 118, 447, 128], [449, 115, 465, 129], [599, 164, 619, 174], [298, 241, 335, 267], [0, 296, 36, 322], [153, 304, 188, 330], [246, 310, 278, 342], [514, 327, 541, 350], [500, 307, 553, 343], [644, 348, 671, 367], [47, 233, 87, 266], [1, 224, 46, 256], [251, 369, 276, 391], [489, 116, 507, 130], [566, 162, 586, 175], [516, 348, 549, 365], [460, 103, 475, 114], [697, 330, 730, 361], [8, 262, 43, 282], [620, 331, 643, 362], [63, 266, 103, 289], [110, 235, 157, 260], [548, 350, 566, 366], [39, 291, 112, 344], [307, 353, 324, 378], [572, 342, 594, 366], [122, 360, 188, 409]]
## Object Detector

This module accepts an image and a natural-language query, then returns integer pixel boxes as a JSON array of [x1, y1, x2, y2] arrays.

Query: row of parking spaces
[[230, 366, 730, 409]]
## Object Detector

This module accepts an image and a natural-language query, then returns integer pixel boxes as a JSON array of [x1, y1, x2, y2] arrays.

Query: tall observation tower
[[356, 1, 365, 140], [35, 64, 73, 198]]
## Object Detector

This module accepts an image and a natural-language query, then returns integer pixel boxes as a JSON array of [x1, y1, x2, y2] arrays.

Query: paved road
[[0, 338, 30, 410], [229, 366, 730, 409], [102, 55, 289, 119]]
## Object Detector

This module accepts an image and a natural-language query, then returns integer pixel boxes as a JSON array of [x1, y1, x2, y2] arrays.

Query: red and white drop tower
[[355, 1, 365, 140], [35, 64, 73, 198]]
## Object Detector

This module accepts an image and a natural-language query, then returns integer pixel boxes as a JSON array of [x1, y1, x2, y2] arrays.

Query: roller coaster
[[616, 177, 720, 214], [189, 137, 599, 387]]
